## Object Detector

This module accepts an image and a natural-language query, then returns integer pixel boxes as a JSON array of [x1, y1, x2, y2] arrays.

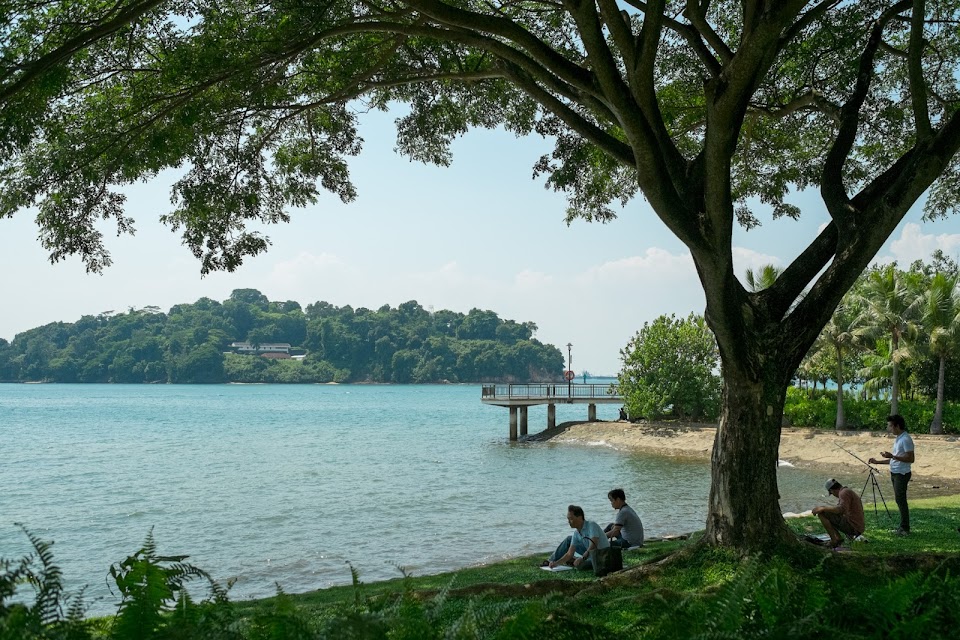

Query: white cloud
[[887, 223, 960, 265], [576, 247, 695, 284], [514, 269, 554, 289], [731, 246, 782, 279]]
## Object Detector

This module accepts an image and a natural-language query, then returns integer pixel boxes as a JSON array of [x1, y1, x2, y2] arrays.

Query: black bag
[[592, 546, 623, 577]]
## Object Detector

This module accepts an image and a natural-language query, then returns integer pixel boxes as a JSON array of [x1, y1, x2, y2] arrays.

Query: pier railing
[[482, 382, 623, 439], [481, 382, 621, 401]]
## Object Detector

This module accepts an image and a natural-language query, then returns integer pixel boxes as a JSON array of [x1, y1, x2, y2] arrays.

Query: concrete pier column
[[547, 404, 556, 430], [519, 406, 528, 436], [509, 406, 518, 441], [588, 403, 597, 421]]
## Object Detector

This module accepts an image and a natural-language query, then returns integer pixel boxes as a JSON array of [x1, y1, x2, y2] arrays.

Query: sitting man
[[812, 478, 865, 548], [544, 505, 610, 570], [604, 488, 645, 548]]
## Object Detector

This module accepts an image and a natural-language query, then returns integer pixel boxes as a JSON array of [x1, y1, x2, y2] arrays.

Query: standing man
[[812, 479, 865, 548], [543, 505, 610, 570], [604, 488, 645, 548], [869, 414, 915, 536]]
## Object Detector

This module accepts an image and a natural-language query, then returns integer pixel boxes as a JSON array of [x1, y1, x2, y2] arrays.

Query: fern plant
[[642, 555, 830, 639], [107, 528, 211, 640], [0, 524, 91, 640]]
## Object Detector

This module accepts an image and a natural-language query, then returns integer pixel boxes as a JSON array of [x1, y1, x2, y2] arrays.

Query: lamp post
[[566, 342, 573, 398]]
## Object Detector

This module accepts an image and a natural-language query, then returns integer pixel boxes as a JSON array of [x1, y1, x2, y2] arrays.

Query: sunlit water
[[1, 383, 829, 615]]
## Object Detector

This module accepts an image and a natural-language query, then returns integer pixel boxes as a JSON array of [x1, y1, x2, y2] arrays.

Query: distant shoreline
[[532, 420, 960, 497]]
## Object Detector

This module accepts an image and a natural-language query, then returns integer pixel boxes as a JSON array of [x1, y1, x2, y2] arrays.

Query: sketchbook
[[540, 565, 574, 572]]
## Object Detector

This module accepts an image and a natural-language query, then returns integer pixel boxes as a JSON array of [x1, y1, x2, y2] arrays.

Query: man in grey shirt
[[604, 488, 644, 548]]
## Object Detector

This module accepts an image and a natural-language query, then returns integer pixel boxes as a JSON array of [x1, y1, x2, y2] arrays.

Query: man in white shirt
[[869, 414, 915, 536]]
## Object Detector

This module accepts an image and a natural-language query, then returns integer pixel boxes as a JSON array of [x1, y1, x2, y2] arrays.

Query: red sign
[[564, 370, 575, 381]]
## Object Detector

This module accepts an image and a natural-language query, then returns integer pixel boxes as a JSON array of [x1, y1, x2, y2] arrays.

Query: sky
[[3, 108, 960, 375]]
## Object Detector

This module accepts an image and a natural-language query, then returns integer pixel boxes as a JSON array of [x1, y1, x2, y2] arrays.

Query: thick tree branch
[[0, 0, 165, 104], [683, 0, 733, 63], [820, 1, 910, 226], [879, 40, 908, 58], [764, 222, 839, 321], [561, 0, 636, 120], [306, 19, 617, 124], [596, 0, 638, 77], [791, 98, 960, 365], [781, 0, 842, 45], [501, 64, 635, 167], [401, 0, 594, 95], [631, 1, 691, 199], [855, 108, 960, 218], [748, 90, 841, 124], [909, 0, 932, 138], [619, 0, 722, 75]]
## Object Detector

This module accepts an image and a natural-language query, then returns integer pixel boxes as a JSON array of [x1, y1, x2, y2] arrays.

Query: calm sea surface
[[2, 383, 829, 615]]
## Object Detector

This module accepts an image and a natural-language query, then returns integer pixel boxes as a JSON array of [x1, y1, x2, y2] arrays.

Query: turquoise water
[[1, 383, 827, 615]]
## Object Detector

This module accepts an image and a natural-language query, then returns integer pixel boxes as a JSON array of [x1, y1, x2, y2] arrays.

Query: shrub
[[784, 388, 960, 433], [619, 313, 721, 421]]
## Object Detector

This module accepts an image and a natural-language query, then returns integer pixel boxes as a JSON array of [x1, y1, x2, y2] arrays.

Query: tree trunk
[[931, 353, 946, 434], [890, 333, 900, 415], [835, 346, 845, 429], [705, 367, 795, 551]]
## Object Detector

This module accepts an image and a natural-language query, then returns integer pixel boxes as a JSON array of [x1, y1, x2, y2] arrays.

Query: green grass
[[221, 496, 960, 638], [785, 494, 960, 554], [6, 497, 960, 638]]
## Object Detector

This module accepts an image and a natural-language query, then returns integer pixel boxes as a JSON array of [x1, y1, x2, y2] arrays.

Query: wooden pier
[[481, 383, 623, 440]]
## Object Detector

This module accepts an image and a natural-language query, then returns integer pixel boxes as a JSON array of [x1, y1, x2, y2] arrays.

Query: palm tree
[[858, 340, 894, 400], [857, 265, 922, 415], [744, 264, 782, 292], [814, 295, 869, 429], [921, 273, 960, 434]]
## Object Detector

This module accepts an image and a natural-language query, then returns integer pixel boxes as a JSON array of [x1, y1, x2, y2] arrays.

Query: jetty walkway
[[481, 383, 623, 440]]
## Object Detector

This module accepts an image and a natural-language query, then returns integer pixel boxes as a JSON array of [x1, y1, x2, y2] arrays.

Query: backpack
[[592, 546, 623, 577]]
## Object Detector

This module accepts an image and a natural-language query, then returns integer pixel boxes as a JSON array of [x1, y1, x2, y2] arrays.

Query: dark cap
[[825, 478, 842, 491]]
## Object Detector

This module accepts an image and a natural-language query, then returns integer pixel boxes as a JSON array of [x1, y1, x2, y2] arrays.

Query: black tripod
[[835, 443, 893, 524]]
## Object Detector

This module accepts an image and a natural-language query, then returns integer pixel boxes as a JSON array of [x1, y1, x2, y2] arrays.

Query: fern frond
[[345, 561, 365, 611], [16, 523, 65, 625]]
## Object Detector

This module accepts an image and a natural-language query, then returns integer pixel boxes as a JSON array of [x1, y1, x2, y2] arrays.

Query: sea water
[[1, 383, 828, 615]]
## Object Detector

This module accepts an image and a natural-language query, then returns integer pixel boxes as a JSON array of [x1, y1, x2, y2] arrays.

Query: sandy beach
[[531, 420, 960, 498]]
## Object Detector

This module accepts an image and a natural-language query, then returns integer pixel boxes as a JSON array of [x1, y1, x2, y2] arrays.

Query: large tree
[[4, 1, 960, 551]]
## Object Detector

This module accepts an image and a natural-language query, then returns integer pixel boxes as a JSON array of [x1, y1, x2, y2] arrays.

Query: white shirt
[[890, 431, 914, 474]]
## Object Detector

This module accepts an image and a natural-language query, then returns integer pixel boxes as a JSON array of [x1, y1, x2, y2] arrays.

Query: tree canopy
[[4, 1, 960, 551]]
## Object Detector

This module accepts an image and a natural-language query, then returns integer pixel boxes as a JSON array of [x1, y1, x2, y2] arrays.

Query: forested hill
[[0, 289, 564, 384]]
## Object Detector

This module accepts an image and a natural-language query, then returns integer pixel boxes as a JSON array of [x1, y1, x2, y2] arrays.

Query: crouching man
[[812, 478, 865, 548]]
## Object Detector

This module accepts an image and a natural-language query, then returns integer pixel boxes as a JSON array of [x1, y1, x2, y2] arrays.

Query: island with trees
[[0, 289, 563, 384]]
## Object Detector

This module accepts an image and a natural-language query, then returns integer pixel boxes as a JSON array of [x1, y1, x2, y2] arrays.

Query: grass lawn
[[218, 494, 960, 638], [9, 495, 960, 639]]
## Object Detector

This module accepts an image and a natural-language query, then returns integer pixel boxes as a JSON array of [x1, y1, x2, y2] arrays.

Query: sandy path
[[531, 421, 960, 497]]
